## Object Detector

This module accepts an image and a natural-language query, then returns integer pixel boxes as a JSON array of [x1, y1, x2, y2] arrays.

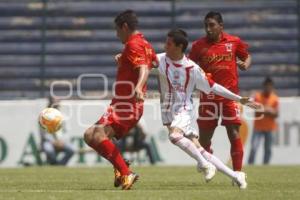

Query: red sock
[[230, 138, 244, 171], [202, 141, 213, 154], [90, 139, 130, 175]]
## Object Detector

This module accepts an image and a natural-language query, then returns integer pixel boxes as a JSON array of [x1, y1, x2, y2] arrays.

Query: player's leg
[[83, 107, 131, 178], [89, 104, 143, 189], [190, 137, 247, 188], [226, 125, 244, 171], [169, 127, 210, 167], [197, 101, 218, 153], [84, 124, 137, 189], [84, 124, 130, 175], [198, 128, 215, 153], [169, 127, 216, 181], [222, 101, 243, 171], [192, 137, 236, 177]]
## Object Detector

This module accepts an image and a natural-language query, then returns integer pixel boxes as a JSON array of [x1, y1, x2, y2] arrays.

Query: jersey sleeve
[[126, 42, 155, 69], [194, 65, 215, 94], [236, 37, 249, 61], [156, 53, 166, 74]]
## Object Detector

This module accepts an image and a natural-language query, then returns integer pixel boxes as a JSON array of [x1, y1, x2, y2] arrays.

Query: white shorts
[[162, 110, 198, 138]]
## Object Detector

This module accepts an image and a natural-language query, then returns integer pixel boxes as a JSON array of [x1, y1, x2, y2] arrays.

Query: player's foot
[[233, 171, 247, 189], [121, 172, 139, 190], [198, 163, 216, 182], [114, 159, 131, 188]]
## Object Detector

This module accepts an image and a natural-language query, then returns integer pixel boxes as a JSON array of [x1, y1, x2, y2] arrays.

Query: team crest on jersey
[[171, 70, 184, 92], [225, 43, 233, 52], [173, 70, 180, 80]]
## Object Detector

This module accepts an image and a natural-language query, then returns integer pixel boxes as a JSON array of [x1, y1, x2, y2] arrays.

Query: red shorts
[[197, 99, 241, 129], [97, 102, 143, 139]]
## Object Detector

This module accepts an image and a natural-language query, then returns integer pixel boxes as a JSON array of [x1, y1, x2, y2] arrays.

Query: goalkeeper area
[[0, 166, 299, 200]]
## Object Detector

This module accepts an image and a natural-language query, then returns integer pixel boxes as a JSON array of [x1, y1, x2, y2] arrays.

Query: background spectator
[[248, 77, 279, 165]]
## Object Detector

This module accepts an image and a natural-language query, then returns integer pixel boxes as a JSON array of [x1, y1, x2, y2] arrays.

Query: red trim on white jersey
[[206, 76, 215, 87], [172, 62, 182, 68], [165, 59, 172, 109], [183, 66, 193, 110]]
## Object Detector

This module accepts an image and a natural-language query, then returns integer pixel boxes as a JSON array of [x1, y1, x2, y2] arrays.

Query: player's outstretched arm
[[211, 83, 259, 109], [194, 65, 259, 109]]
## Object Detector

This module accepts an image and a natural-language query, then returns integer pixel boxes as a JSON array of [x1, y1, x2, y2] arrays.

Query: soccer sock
[[169, 132, 209, 168], [91, 139, 130, 175], [199, 147, 236, 179], [201, 141, 213, 154], [230, 138, 244, 171]]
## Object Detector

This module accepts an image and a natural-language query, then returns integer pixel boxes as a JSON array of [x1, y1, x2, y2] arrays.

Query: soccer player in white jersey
[[154, 29, 258, 189]]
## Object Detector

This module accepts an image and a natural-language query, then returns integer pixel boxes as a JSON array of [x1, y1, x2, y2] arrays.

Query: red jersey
[[112, 33, 156, 104], [189, 32, 249, 100]]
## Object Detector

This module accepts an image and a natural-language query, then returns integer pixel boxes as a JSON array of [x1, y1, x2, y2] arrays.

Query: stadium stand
[[0, 0, 298, 99]]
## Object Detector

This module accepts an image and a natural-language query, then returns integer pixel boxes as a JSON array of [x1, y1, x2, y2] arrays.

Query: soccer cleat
[[114, 159, 131, 188], [233, 171, 247, 189], [121, 172, 139, 190], [197, 163, 216, 182], [114, 168, 122, 187]]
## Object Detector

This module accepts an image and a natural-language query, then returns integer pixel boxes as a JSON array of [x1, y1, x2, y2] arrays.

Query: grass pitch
[[0, 165, 299, 200]]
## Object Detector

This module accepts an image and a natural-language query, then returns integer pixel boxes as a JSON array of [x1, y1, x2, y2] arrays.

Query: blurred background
[[0, 0, 299, 167], [0, 0, 298, 98]]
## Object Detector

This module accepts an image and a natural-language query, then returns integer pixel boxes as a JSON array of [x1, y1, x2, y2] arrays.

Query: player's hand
[[151, 59, 159, 68], [114, 53, 122, 65], [237, 60, 248, 71], [240, 97, 260, 109], [134, 87, 144, 102]]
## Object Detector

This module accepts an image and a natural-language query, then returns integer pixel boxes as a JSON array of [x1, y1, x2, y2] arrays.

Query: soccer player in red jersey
[[83, 10, 156, 190], [189, 11, 252, 171]]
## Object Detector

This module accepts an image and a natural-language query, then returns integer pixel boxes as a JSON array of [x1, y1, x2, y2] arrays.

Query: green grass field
[[0, 166, 299, 200]]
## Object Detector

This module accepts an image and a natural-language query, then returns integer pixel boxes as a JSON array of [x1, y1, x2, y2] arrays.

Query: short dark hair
[[205, 11, 223, 24], [114, 10, 138, 30], [167, 29, 188, 52], [263, 77, 274, 86]]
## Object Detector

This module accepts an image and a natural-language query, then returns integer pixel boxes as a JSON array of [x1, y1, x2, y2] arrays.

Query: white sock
[[199, 147, 237, 179], [169, 132, 209, 168]]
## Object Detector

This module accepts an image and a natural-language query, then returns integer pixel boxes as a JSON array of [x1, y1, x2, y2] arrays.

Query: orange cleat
[[114, 159, 131, 188], [121, 172, 139, 190]]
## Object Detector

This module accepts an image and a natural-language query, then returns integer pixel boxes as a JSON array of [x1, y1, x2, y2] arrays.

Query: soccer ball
[[39, 107, 63, 134]]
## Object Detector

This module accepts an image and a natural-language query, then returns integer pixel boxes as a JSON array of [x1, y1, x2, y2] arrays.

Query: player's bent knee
[[169, 132, 184, 144], [83, 128, 93, 145], [93, 126, 110, 142]]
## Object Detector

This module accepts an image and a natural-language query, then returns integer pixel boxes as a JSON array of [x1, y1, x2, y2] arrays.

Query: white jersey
[[156, 53, 215, 130]]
